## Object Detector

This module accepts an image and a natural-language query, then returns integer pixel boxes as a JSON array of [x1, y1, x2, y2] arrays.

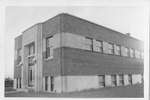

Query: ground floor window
[[118, 74, 124, 86], [111, 75, 117, 86], [98, 75, 105, 87], [45, 76, 48, 91], [51, 76, 54, 91], [19, 78, 21, 88], [128, 74, 132, 85], [16, 78, 18, 88]]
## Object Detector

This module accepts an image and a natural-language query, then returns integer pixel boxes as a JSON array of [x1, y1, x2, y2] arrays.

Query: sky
[[4, 6, 149, 78]]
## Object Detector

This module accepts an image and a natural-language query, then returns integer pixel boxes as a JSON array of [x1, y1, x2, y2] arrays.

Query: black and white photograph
[[1, 0, 149, 99]]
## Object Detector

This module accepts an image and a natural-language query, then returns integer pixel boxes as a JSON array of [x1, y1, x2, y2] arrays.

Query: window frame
[[103, 41, 114, 55], [111, 74, 117, 86], [128, 74, 132, 85], [135, 50, 141, 59], [28, 42, 35, 56], [98, 75, 105, 87], [118, 74, 124, 86], [114, 44, 121, 56], [46, 36, 54, 59], [93, 39, 103, 53], [85, 37, 93, 51], [129, 48, 135, 58]]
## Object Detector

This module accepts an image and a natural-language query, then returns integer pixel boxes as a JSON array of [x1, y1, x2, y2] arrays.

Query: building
[[14, 13, 144, 93]]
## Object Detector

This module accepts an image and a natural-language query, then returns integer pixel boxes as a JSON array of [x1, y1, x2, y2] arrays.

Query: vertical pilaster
[[35, 24, 43, 92], [43, 77, 45, 91]]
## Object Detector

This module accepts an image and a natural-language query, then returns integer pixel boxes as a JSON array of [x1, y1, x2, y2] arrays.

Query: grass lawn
[[5, 84, 143, 98]]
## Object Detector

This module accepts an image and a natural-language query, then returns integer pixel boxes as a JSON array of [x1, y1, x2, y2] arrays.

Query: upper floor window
[[121, 46, 129, 57], [17, 48, 22, 64], [28, 43, 35, 56], [135, 50, 140, 59], [93, 39, 103, 53], [141, 52, 144, 59], [46, 36, 53, 58], [103, 42, 114, 54], [114, 44, 121, 56], [85, 37, 93, 51], [130, 48, 134, 58]]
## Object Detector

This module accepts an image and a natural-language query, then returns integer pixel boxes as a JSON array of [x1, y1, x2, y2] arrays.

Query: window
[[103, 42, 114, 54], [17, 49, 22, 64], [28, 43, 35, 56], [16, 78, 18, 88], [118, 74, 124, 86], [111, 75, 117, 86], [135, 50, 140, 59], [99, 75, 105, 87], [19, 78, 21, 88], [93, 39, 103, 53], [45, 76, 48, 91], [141, 52, 144, 59], [85, 37, 93, 51], [51, 76, 54, 91], [114, 44, 121, 55], [28, 56, 35, 66], [121, 46, 129, 57], [46, 36, 54, 58], [130, 48, 134, 58], [128, 74, 132, 85]]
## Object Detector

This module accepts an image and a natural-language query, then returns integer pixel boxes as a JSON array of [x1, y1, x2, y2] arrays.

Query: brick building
[[14, 13, 144, 93]]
